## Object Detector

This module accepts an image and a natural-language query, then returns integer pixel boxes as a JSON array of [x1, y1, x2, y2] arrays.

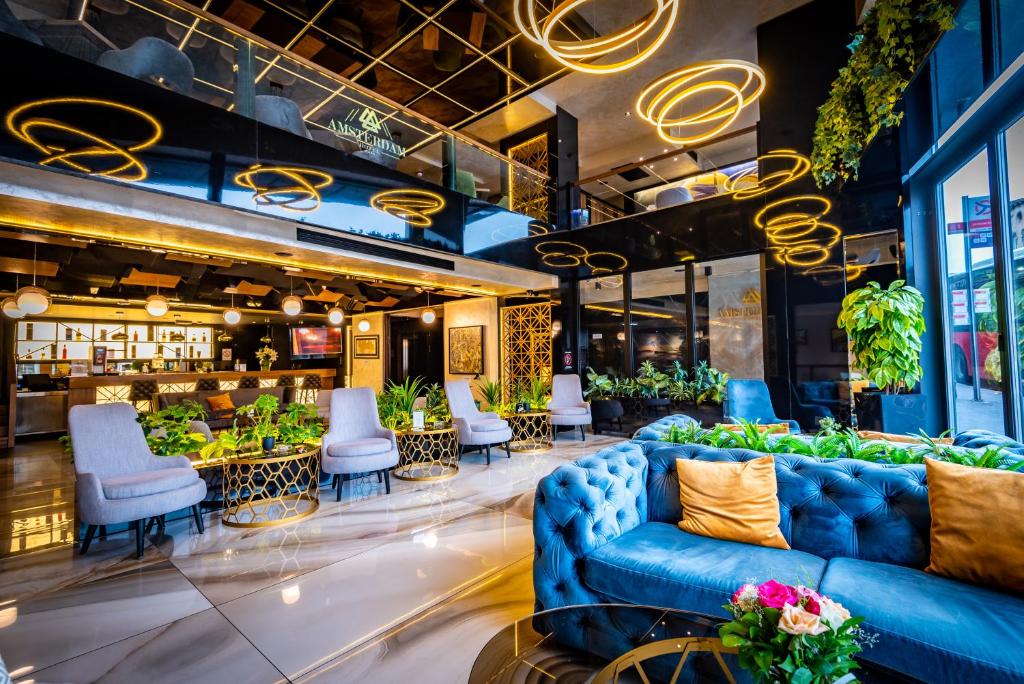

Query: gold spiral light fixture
[[370, 189, 446, 227], [753, 195, 841, 269], [727, 149, 811, 200], [534, 241, 629, 273], [234, 164, 333, 213], [6, 97, 162, 181], [636, 60, 765, 145], [514, 0, 679, 75]]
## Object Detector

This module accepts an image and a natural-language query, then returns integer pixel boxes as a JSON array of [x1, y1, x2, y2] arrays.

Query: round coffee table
[[504, 410, 553, 453], [221, 443, 320, 528], [470, 604, 737, 683], [394, 426, 460, 481]]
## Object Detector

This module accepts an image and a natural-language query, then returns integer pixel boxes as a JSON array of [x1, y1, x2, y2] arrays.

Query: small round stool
[[129, 379, 159, 413], [297, 374, 322, 404], [196, 377, 220, 392], [238, 376, 259, 389]]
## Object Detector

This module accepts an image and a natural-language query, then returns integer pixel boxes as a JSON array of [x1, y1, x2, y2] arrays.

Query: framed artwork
[[831, 328, 847, 353], [221, 348, 232, 361], [449, 325, 484, 375], [353, 335, 380, 358]]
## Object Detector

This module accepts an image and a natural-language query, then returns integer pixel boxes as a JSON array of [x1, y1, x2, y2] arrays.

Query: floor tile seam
[[288, 549, 536, 681]]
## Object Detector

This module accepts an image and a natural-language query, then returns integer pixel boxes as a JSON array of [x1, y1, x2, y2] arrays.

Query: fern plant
[[476, 377, 504, 408]]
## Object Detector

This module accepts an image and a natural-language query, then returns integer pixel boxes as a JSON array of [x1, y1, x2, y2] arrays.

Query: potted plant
[[585, 367, 624, 433], [136, 400, 210, 456], [275, 402, 325, 445], [476, 377, 507, 415], [255, 345, 277, 371], [236, 393, 280, 451], [837, 280, 926, 433], [636, 360, 671, 416], [425, 382, 451, 428], [689, 361, 728, 424]]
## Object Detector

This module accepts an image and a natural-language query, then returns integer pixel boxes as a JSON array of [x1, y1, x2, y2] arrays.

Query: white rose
[[818, 597, 852, 629]]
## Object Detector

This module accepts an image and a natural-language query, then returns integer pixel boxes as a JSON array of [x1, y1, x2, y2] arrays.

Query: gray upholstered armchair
[[321, 388, 399, 500], [69, 403, 206, 559], [445, 380, 511, 465], [548, 374, 591, 441]]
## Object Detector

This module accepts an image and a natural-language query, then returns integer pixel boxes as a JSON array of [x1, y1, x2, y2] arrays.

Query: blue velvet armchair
[[725, 378, 801, 433]]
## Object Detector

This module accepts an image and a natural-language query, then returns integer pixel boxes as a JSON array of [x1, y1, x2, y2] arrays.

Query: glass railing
[[9, 0, 549, 218]]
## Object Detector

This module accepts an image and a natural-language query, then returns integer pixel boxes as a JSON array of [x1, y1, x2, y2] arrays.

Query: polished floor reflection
[[0, 433, 619, 683]]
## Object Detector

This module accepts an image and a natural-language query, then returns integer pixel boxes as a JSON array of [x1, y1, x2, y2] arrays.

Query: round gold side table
[[394, 426, 460, 481], [505, 411, 553, 453], [221, 444, 320, 528]]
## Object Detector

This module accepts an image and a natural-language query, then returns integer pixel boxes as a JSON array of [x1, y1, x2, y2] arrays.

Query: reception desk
[[67, 369, 338, 408]]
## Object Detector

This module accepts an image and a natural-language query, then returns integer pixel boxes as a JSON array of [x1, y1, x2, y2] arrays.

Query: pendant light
[[2, 297, 24, 319], [223, 293, 242, 325], [145, 293, 169, 317], [357, 319, 370, 332], [281, 276, 302, 316], [326, 306, 344, 326], [420, 290, 436, 325], [15, 244, 50, 315]]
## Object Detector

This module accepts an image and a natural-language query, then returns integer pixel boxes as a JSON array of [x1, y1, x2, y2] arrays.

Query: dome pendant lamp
[[281, 276, 302, 316], [421, 290, 436, 325], [15, 244, 50, 315], [326, 306, 344, 326], [223, 293, 242, 325]]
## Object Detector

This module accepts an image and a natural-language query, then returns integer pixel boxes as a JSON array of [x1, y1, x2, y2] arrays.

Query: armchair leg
[[145, 517, 156, 535], [383, 469, 391, 495], [135, 520, 145, 559], [98, 525, 107, 540], [332, 474, 339, 490], [505, 441, 511, 458], [191, 505, 205, 534], [485, 444, 491, 465], [580, 425, 586, 441], [80, 524, 97, 555], [337, 474, 345, 502], [376, 470, 383, 483]]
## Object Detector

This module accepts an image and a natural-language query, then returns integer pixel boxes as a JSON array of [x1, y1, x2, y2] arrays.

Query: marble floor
[[0, 434, 620, 683]]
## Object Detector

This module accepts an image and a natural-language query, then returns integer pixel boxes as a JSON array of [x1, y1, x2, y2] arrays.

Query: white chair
[[445, 380, 511, 465], [321, 388, 399, 501], [548, 374, 592, 441], [69, 403, 206, 559]]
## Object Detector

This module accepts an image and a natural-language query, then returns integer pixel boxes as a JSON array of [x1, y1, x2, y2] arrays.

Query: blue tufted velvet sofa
[[533, 440, 1024, 683]]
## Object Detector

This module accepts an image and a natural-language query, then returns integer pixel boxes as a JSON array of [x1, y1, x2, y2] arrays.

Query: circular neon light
[[514, 0, 679, 75], [234, 164, 333, 213], [370, 189, 446, 227], [727, 149, 811, 200], [534, 241, 629, 273], [6, 98, 162, 182], [636, 60, 765, 145], [223, 307, 242, 325], [753, 195, 832, 231]]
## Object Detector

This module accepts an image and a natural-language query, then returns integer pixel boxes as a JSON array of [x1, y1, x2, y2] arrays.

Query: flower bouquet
[[255, 345, 277, 371], [719, 580, 870, 684]]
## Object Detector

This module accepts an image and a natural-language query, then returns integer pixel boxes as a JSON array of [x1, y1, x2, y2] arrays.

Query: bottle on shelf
[[100, 328, 107, 341], [201, 331, 207, 343], [131, 343, 137, 357], [26, 323, 33, 340], [133, 330, 139, 342], [75, 328, 82, 341], [188, 344, 194, 358], [50, 343, 57, 358], [65, 327, 72, 341], [61, 344, 68, 360]]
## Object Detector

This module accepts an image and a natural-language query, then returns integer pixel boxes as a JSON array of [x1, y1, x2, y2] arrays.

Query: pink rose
[[797, 586, 822, 615], [732, 583, 756, 605], [778, 604, 828, 636], [757, 580, 799, 609]]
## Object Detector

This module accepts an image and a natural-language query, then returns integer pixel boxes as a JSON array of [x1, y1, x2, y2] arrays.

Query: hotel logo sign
[[326, 106, 406, 157]]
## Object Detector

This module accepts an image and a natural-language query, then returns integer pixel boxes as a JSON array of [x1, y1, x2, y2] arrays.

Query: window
[[933, 0, 985, 134], [630, 266, 689, 370], [693, 255, 764, 380], [580, 275, 626, 376], [997, 0, 1024, 72], [1002, 115, 1024, 429], [939, 148, 1005, 433]]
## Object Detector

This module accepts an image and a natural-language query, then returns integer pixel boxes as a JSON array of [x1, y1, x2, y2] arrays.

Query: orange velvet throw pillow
[[675, 456, 790, 550], [206, 393, 235, 414], [925, 458, 1024, 593]]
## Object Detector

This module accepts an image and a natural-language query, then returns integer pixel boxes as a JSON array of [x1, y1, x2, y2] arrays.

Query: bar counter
[[67, 368, 338, 408]]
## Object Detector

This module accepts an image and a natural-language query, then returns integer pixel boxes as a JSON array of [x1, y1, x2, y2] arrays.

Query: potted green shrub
[[236, 393, 281, 451], [136, 400, 209, 456], [585, 367, 624, 433], [837, 280, 927, 433], [636, 360, 671, 416]]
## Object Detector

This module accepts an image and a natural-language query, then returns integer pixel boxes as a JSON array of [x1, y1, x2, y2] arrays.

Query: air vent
[[296, 228, 456, 271], [615, 166, 650, 182]]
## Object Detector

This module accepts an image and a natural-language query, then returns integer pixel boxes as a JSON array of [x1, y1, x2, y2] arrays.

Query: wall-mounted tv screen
[[290, 327, 342, 358]]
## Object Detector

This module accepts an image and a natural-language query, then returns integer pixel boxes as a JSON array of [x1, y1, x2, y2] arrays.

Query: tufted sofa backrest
[[641, 442, 931, 568]]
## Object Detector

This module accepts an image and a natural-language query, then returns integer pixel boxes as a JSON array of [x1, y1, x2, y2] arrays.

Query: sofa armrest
[[377, 428, 398, 450], [478, 411, 500, 421], [452, 416, 473, 442], [75, 471, 107, 524], [533, 442, 648, 612]]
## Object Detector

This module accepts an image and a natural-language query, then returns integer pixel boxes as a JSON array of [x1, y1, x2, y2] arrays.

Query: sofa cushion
[[550, 407, 589, 416], [102, 467, 199, 499], [327, 437, 392, 457], [472, 418, 509, 433], [584, 522, 826, 617], [819, 557, 1024, 684]]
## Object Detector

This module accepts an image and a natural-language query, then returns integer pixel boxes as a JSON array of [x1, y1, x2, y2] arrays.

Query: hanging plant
[[812, 0, 955, 187]]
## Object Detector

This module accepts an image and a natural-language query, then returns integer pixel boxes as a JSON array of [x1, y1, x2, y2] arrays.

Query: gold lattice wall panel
[[508, 134, 549, 221], [501, 302, 553, 400], [95, 385, 131, 404]]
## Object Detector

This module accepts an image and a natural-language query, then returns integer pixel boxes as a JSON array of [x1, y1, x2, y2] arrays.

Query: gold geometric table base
[[505, 411, 553, 453], [221, 446, 320, 528], [593, 636, 738, 684], [394, 427, 460, 481]]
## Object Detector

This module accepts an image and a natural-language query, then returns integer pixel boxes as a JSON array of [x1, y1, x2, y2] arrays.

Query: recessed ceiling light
[[673, 157, 678, 161], [274, 251, 293, 257], [282, 266, 301, 272], [625, 112, 631, 117]]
